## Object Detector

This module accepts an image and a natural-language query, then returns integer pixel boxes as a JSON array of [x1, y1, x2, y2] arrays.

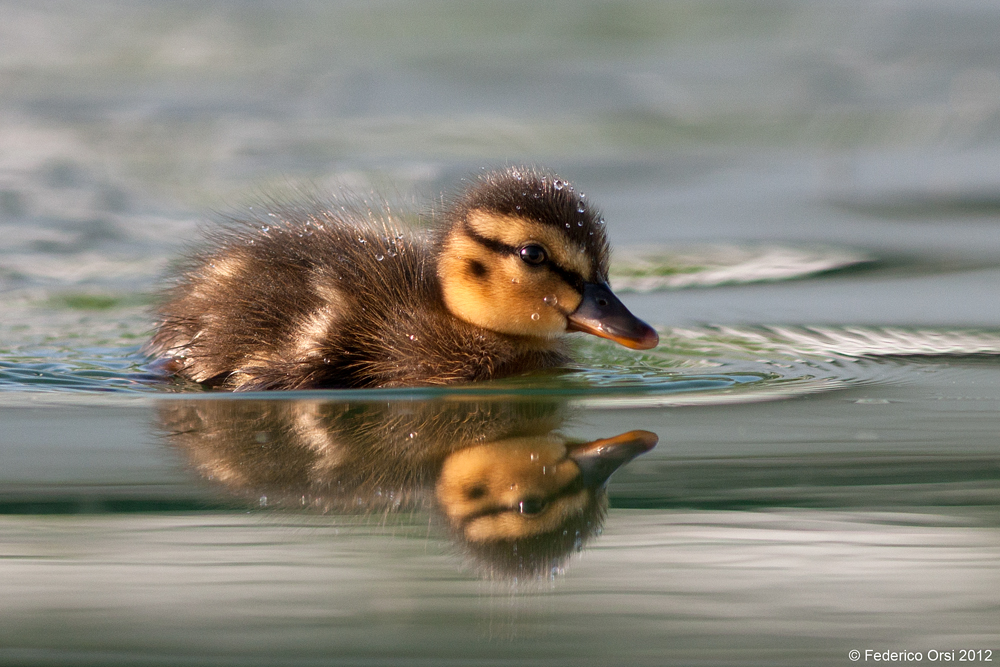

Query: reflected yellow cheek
[[462, 490, 590, 542]]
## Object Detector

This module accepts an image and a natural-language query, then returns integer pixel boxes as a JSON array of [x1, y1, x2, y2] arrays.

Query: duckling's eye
[[519, 244, 547, 265], [518, 498, 547, 515]]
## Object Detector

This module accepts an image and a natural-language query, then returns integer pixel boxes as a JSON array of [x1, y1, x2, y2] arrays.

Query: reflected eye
[[466, 485, 487, 501], [518, 498, 547, 515], [519, 244, 546, 265]]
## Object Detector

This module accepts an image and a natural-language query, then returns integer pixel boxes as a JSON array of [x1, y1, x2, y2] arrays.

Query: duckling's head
[[434, 429, 657, 578], [436, 168, 658, 350], [435, 429, 658, 544]]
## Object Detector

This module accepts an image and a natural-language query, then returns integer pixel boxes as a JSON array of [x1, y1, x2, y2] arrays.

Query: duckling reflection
[[435, 429, 656, 577], [157, 399, 656, 578]]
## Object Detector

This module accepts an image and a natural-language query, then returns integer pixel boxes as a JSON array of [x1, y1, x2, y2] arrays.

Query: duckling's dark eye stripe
[[463, 222, 519, 256], [462, 223, 587, 293], [457, 477, 587, 530], [546, 262, 586, 293]]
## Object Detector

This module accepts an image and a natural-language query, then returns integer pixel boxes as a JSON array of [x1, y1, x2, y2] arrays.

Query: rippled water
[[3, 1, 1000, 665]]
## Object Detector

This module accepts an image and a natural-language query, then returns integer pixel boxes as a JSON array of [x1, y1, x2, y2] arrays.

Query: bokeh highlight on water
[[2, 2, 1000, 665]]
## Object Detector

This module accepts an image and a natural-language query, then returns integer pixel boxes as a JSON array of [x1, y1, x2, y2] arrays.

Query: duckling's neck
[[361, 284, 570, 388]]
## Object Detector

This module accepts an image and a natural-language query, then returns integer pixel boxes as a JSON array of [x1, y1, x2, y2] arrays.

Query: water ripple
[[610, 244, 873, 292], [4, 325, 999, 405]]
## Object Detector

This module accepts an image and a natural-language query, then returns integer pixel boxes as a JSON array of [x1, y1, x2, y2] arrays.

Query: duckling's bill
[[566, 282, 659, 350], [567, 429, 658, 489]]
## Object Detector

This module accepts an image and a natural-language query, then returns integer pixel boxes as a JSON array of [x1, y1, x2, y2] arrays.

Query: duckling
[[145, 167, 658, 390]]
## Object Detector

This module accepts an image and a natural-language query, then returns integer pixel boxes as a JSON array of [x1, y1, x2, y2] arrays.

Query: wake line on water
[[665, 325, 1000, 358], [571, 325, 1000, 408]]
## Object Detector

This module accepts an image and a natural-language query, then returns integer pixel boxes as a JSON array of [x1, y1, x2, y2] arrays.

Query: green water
[[3, 1, 1000, 665]]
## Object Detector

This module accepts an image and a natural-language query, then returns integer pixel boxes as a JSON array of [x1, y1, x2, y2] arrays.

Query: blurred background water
[[2, 1, 1000, 665]]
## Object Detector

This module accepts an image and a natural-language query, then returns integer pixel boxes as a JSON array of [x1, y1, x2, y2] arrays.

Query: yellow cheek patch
[[435, 439, 588, 541], [437, 232, 505, 325], [466, 210, 592, 279], [439, 213, 600, 338], [462, 490, 590, 542], [438, 231, 565, 337]]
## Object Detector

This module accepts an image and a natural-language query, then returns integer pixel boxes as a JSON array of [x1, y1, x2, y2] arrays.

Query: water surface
[[2, 1, 1000, 665]]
